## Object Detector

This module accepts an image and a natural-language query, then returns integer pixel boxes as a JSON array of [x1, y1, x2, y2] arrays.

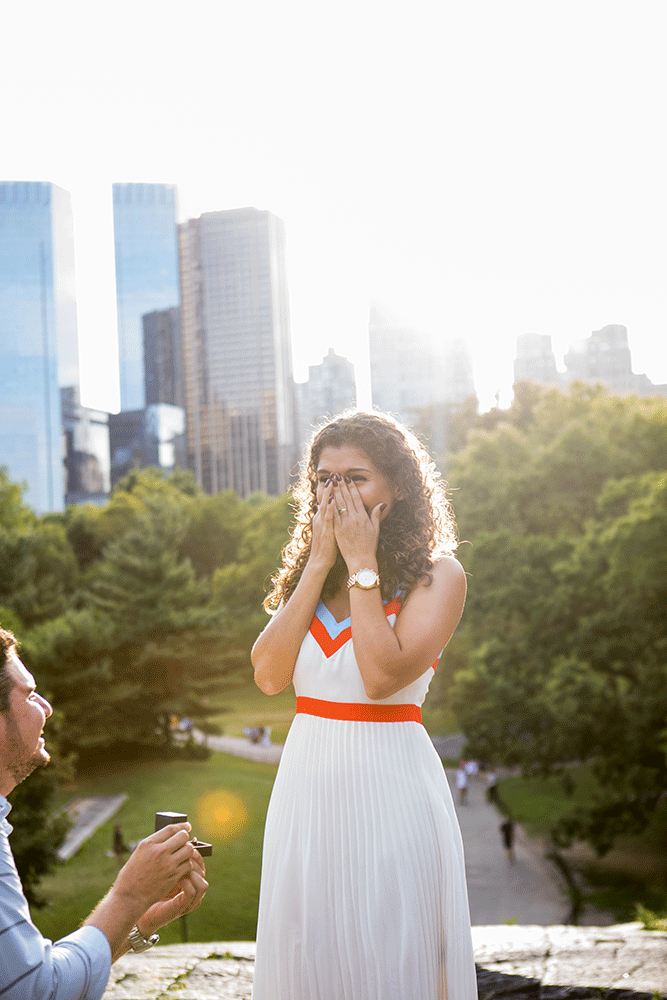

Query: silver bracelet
[[128, 925, 160, 952]]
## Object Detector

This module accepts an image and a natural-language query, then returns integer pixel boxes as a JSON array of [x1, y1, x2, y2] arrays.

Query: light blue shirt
[[0, 794, 111, 999]]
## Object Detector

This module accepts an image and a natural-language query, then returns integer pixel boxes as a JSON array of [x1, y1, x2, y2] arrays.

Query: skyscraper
[[369, 305, 475, 428], [0, 181, 79, 513], [563, 324, 664, 395], [61, 385, 110, 506], [514, 333, 561, 387], [112, 183, 180, 411], [143, 306, 183, 407], [296, 348, 357, 450], [179, 207, 297, 496]]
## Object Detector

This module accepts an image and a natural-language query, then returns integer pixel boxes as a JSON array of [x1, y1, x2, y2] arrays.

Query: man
[[499, 817, 515, 864], [0, 628, 208, 999]]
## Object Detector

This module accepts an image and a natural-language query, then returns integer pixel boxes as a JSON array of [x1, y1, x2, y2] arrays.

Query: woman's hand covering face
[[309, 478, 338, 571], [330, 475, 383, 571]]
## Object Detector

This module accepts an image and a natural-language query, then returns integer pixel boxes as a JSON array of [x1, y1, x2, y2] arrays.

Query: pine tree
[[30, 498, 239, 761]]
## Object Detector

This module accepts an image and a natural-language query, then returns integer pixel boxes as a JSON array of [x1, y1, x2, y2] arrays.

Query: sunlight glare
[[196, 789, 249, 842]]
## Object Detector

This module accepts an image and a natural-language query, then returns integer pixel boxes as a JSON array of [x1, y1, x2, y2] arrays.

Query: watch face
[[357, 569, 378, 588]]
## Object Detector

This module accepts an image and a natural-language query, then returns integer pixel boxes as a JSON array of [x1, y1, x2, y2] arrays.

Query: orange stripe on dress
[[296, 696, 422, 724], [310, 595, 403, 658]]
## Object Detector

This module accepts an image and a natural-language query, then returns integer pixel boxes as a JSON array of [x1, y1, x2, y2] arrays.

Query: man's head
[[0, 628, 53, 797]]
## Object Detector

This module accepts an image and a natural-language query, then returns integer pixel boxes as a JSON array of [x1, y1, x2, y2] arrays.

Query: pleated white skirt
[[253, 714, 476, 1000]]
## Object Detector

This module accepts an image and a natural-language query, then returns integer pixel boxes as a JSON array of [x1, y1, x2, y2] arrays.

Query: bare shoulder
[[403, 555, 466, 613], [431, 554, 467, 592], [395, 556, 467, 654]]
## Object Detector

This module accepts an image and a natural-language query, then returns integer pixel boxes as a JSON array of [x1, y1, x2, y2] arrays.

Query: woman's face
[[315, 445, 399, 520]]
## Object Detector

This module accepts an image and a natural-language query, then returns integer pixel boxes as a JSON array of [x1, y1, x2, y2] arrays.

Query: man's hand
[[114, 823, 195, 911], [83, 823, 206, 962], [137, 852, 209, 936]]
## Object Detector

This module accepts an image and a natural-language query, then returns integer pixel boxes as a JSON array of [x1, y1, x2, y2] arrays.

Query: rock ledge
[[102, 923, 667, 999]]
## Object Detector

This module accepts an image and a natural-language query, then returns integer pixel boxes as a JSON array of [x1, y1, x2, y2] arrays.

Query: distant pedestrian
[[456, 763, 468, 805], [486, 769, 498, 804], [499, 817, 515, 863], [113, 823, 130, 868]]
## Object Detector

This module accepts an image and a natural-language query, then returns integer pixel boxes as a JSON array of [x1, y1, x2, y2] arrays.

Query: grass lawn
[[495, 767, 602, 838], [498, 768, 667, 922], [34, 751, 278, 944]]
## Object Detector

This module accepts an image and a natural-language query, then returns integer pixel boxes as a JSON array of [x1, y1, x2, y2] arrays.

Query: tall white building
[[514, 333, 561, 387], [178, 207, 297, 496], [369, 306, 475, 428]]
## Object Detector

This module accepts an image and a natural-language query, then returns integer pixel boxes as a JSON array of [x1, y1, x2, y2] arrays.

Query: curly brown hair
[[0, 628, 17, 713], [265, 410, 458, 610]]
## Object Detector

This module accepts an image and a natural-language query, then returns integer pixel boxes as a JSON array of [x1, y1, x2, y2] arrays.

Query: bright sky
[[3, 0, 667, 413]]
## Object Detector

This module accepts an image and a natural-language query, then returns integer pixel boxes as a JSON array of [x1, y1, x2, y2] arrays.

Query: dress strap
[[296, 697, 422, 724]]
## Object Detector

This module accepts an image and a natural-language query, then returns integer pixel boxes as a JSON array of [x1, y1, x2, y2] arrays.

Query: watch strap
[[128, 925, 160, 952]]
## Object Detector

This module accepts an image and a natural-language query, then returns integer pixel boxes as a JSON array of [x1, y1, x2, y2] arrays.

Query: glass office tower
[[179, 207, 297, 496], [112, 183, 180, 411], [0, 181, 79, 513]]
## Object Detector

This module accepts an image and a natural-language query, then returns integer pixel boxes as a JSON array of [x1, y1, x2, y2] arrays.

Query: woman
[[251, 411, 476, 1000]]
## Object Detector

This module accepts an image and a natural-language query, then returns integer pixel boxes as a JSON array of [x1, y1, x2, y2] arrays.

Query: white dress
[[252, 596, 476, 1000]]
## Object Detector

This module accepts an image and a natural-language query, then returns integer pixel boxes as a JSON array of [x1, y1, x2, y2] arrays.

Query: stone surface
[[471, 923, 667, 998], [102, 925, 667, 999]]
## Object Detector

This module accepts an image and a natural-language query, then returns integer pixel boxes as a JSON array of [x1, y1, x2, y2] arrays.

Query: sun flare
[[195, 789, 249, 842]]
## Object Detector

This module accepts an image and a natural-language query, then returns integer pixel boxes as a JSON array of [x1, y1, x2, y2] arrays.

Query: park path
[[195, 731, 282, 764], [443, 767, 615, 926]]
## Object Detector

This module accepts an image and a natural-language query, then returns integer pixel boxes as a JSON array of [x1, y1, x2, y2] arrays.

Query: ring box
[[155, 811, 213, 857]]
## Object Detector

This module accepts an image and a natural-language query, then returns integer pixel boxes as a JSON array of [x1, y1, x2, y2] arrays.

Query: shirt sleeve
[[1, 828, 112, 1000]]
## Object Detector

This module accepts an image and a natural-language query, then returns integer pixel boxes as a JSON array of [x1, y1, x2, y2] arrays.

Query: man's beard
[[8, 747, 50, 785], [5, 715, 51, 785]]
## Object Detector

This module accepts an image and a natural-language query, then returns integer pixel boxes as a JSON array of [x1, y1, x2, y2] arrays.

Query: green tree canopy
[[26, 496, 239, 762], [442, 384, 667, 854]]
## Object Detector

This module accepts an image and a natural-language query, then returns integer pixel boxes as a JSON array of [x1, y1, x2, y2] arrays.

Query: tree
[[180, 490, 248, 577], [212, 492, 294, 657], [445, 384, 667, 855], [0, 468, 34, 529], [0, 521, 79, 628], [27, 497, 239, 762]]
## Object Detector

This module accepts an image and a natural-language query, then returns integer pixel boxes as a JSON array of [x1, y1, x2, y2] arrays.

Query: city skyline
[[3, 1, 667, 415]]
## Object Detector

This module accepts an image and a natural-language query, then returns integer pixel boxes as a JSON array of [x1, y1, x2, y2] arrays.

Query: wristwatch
[[128, 925, 160, 952], [347, 569, 380, 591]]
